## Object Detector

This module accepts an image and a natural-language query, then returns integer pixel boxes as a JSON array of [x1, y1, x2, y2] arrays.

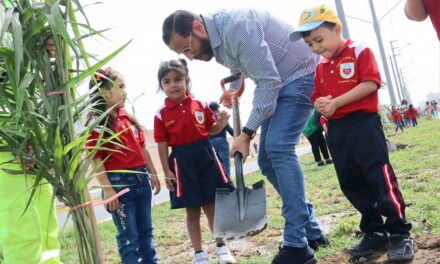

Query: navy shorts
[[168, 139, 235, 209]]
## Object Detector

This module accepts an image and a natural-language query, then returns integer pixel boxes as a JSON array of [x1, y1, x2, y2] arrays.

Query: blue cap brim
[[289, 21, 325, 41]]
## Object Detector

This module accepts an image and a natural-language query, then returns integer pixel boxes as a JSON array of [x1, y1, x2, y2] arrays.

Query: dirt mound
[[320, 235, 440, 264]]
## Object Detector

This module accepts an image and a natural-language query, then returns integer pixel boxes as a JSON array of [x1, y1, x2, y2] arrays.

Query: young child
[[86, 67, 161, 264], [154, 59, 236, 264], [391, 106, 405, 132], [290, 5, 415, 261], [405, 104, 418, 127]]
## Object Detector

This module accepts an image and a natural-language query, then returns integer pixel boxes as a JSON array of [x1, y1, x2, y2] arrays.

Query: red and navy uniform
[[312, 39, 411, 235], [392, 109, 403, 122], [86, 108, 147, 170], [405, 108, 417, 120], [154, 96, 233, 209]]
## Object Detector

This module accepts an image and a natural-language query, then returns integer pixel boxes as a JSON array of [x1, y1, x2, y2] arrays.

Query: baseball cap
[[289, 5, 341, 41]]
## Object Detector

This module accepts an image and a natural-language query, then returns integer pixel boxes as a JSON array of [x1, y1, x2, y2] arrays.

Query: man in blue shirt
[[162, 9, 328, 264]]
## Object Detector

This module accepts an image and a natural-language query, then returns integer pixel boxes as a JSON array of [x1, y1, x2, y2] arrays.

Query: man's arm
[[404, 0, 429, 21]]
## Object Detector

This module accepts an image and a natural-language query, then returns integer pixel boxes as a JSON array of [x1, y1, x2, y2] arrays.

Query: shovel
[[213, 73, 267, 240]]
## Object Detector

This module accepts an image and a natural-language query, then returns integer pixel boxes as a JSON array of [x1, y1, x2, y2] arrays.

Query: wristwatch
[[242, 127, 256, 139]]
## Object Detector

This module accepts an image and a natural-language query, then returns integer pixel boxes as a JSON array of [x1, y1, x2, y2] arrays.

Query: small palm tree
[[1, 0, 129, 263]]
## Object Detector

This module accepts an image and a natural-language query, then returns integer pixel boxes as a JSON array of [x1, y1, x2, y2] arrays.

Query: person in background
[[405, 104, 418, 127], [208, 101, 234, 176], [302, 111, 332, 167], [424, 101, 433, 120], [392, 106, 405, 133]]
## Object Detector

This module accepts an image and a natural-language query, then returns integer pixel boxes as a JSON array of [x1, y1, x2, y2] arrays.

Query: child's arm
[[93, 158, 120, 211], [318, 81, 378, 117], [141, 147, 161, 195], [209, 110, 230, 135], [157, 142, 176, 192]]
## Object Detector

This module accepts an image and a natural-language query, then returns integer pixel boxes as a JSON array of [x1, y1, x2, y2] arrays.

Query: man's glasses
[[180, 32, 192, 55]]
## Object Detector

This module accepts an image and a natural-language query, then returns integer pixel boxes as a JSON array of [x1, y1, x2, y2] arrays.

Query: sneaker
[[308, 235, 330, 251], [325, 159, 333, 165], [193, 251, 209, 264], [216, 245, 236, 264], [272, 246, 317, 264], [348, 232, 388, 258], [387, 234, 416, 261], [317, 161, 325, 167]]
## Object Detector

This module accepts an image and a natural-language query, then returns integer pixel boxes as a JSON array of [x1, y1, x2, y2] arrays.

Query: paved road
[[57, 145, 311, 226]]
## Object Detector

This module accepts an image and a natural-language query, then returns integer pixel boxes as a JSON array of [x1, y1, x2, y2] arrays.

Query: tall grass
[[0, 1, 128, 263]]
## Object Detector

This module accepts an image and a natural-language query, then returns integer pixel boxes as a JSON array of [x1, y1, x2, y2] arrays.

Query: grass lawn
[[59, 118, 440, 263]]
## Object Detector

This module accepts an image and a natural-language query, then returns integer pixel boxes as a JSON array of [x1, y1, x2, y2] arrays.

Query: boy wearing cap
[[290, 5, 415, 262]]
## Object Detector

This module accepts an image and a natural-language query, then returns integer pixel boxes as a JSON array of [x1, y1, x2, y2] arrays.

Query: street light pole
[[368, 0, 397, 105], [390, 41, 405, 103], [335, 0, 351, 39], [132, 92, 145, 116], [389, 55, 402, 103]]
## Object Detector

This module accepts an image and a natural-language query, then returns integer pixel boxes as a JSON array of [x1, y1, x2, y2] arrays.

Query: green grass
[[59, 119, 440, 263]]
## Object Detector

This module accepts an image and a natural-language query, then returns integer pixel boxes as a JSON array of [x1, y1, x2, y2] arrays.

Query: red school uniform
[[405, 108, 418, 120], [423, 0, 440, 41], [392, 109, 403, 122], [154, 96, 215, 146], [86, 108, 147, 170], [311, 39, 382, 119]]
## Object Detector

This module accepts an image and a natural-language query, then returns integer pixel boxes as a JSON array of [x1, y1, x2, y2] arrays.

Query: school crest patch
[[195, 111, 205, 124], [340, 63, 355, 79]]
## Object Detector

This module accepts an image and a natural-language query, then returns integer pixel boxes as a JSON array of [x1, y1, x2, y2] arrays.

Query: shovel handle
[[220, 73, 245, 103]]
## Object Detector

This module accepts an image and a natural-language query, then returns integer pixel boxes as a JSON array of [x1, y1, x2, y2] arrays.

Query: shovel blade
[[213, 181, 267, 240]]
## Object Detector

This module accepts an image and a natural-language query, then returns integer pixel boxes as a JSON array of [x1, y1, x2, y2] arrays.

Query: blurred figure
[[391, 106, 405, 132], [405, 104, 418, 127], [425, 101, 433, 120]]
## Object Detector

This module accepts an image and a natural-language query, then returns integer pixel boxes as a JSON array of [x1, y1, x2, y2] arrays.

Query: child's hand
[[321, 99, 338, 117], [150, 175, 161, 195], [164, 169, 176, 192], [103, 187, 120, 211], [216, 110, 230, 128]]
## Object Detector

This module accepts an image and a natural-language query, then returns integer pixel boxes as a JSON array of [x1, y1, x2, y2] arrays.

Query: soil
[[156, 217, 440, 264]]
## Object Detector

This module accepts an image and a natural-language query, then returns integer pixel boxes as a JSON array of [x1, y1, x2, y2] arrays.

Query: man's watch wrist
[[242, 127, 256, 139]]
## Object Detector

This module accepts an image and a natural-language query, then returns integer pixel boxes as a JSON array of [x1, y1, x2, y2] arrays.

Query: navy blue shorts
[[168, 139, 235, 209]]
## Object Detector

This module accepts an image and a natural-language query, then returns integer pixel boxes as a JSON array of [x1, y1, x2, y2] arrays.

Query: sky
[[80, 0, 440, 129]]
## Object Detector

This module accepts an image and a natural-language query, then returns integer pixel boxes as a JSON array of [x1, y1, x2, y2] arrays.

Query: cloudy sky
[[80, 0, 439, 129]]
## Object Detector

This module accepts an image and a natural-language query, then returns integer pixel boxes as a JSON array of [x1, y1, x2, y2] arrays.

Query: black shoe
[[325, 159, 333, 165], [348, 232, 388, 258], [317, 161, 325, 167], [272, 246, 317, 264], [387, 234, 416, 261], [308, 235, 330, 251]]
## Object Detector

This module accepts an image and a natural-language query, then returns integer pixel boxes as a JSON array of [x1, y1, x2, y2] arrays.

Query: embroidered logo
[[195, 111, 205, 124], [340, 63, 355, 79], [165, 120, 175, 127]]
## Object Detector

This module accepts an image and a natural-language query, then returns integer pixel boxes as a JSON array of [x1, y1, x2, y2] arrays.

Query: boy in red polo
[[290, 5, 415, 262]]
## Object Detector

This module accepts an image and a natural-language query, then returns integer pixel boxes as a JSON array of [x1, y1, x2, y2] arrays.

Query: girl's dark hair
[[87, 68, 141, 135], [409, 104, 414, 114], [157, 58, 191, 91], [162, 10, 201, 45], [300, 22, 337, 38]]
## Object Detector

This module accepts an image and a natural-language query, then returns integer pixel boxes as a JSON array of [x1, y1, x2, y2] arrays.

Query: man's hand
[[164, 169, 176, 192], [150, 175, 161, 195], [230, 133, 251, 161]]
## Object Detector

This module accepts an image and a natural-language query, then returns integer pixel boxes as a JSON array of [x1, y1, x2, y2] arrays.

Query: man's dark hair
[[162, 10, 201, 45], [300, 22, 337, 38]]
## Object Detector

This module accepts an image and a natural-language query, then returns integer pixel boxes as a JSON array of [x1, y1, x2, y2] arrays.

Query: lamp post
[[132, 92, 145, 116]]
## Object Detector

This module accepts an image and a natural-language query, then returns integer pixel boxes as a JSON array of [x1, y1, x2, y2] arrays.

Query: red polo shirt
[[423, 0, 440, 41], [154, 96, 215, 146], [311, 39, 381, 119], [86, 108, 147, 170], [392, 109, 403, 122]]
